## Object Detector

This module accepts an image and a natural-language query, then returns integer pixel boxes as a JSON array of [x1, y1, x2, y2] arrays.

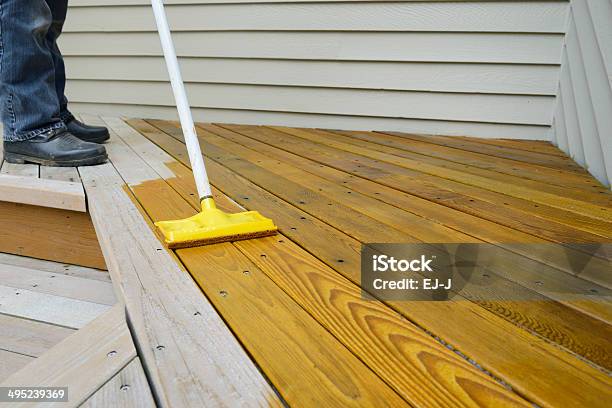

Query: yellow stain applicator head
[[155, 197, 278, 249]]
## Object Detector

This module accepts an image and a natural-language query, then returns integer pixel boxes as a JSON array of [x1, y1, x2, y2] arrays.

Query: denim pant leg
[[0, 0, 65, 141], [45, 0, 71, 122]]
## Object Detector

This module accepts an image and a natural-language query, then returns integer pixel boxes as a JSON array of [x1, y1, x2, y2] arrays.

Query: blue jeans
[[0, 0, 72, 142]]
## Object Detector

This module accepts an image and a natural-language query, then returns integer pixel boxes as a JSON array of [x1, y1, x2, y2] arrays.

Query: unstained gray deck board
[[0, 285, 110, 329], [0, 350, 34, 383], [0, 313, 74, 358], [0, 253, 111, 283], [81, 358, 155, 408], [0, 263, 116, 306]]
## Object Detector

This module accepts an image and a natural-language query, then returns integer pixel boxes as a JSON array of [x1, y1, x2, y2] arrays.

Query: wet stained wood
[[205, 124, 611, 288], [123, 118, 533, 407], [140, 119, 612, 408]]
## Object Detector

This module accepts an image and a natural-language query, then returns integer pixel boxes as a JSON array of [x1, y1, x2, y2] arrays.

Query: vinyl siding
[[551, 0, 612, 187], [62, 0, 568, 140]]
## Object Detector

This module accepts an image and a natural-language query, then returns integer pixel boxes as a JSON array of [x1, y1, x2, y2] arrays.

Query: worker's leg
[[44, 0, 110, 143], [0, 0, 107, 166], [0, 0, 65, 141], [44, 0, 69, 122]]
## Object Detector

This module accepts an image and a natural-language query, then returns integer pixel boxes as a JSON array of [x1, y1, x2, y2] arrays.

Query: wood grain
[[337, 130, 600, 190], [81, 358, 155, 408], [0, 350, 33, 383], [0, 285, 110, 329], [0, 314, 74, 357], [0, 201, 106, 270], [1, 305, 135, 407], [188, 122, 612, 323], [154, 120, 612, 371], [273, 126, 611, 221], [0, 253, 110, 283], [0, 174, 85, 211], [122, 118, 531, 407], [0, 263, 116, 306], [210, 123, 611, 286], [143, 119, 612, 407], [106, 116, 406, 406]]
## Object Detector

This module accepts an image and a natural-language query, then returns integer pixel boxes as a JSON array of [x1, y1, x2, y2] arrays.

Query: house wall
[[62, 0, 569, 140], [551, 0, 612, 187]]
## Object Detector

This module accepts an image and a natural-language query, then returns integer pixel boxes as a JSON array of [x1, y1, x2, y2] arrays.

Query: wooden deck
[[1, 116, 610, 407]]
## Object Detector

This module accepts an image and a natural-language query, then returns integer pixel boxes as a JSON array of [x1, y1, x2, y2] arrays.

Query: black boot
[[4, 130, 107, 167], [65, 117, 110, 143]]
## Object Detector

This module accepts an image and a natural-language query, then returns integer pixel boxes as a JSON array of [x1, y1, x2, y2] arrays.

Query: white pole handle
[[151, 0, 212, 200]]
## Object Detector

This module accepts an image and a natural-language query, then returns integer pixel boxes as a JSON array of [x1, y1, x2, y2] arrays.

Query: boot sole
[[4, 152, 108, 167], [82, 134, 110, 144]]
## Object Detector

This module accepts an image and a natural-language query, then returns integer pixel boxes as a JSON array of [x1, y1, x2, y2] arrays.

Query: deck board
[[138, 121, 612, 325], [0, 253, 110, 283], [0, 314, 74, 358], [124, 116, 612, 406], [81, 358, 155, 408], [0, 284, 111, 329], [0, 262, 115, 306], [0, 201, 106, 269], [0, 350, 34, 383], [118, 118, 532, 407], [131, 118, 611, 407], [104, 116, 410, 406], [0, 160, 85, 211]]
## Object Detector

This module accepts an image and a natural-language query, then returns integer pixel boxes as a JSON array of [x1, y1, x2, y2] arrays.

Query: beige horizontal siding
[[67, 80, 555, 125], [60, 32, 564, 64], [63, 2, 568, 33], [62, 1, 569, 139], [552, 0, 611, 187], [64, 57, 560, 95]]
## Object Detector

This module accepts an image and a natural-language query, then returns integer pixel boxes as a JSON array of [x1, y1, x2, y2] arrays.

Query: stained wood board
[[335, 129, 604, 193], [142, 119, 612, 407], [138, 119, 612, 325], [327, 129, 608, 204], [156, 119, 612, 371], [209, 123, 611, 287], [222, 124, 612, 240], [192, 121, 612, 323], [117, 118, 531, 407], [273, 126, 611, 222], [0, 201, 106, 270]]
